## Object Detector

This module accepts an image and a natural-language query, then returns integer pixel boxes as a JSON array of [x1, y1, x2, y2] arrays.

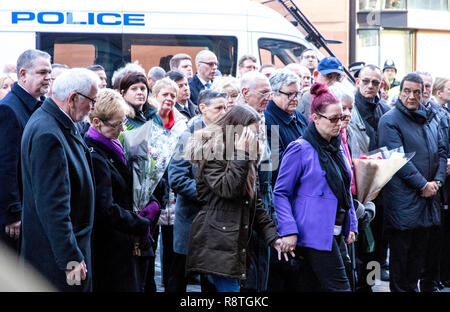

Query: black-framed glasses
[[317, 113, 346, 123], [199, 61, 219, 68], [278, 90, 301, 100], [76, 92, 96, 105], [101, 118, 128, 128]]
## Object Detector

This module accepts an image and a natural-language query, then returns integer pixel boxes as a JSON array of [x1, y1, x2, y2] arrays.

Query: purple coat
[[273, 138, 358, 251]]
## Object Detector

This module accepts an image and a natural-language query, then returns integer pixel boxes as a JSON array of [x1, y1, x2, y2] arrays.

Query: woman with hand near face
[[273, 82, 358, 292]]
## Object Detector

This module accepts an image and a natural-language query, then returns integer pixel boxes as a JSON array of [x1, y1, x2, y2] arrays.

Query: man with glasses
[[378, 73, 446, 292], [355, 65, 392, 285], [21, 68, 100, 291], [189, 50, 218, 105], [355, 64, 390, 151], [0, 49, 51, 254], [299, 48, 319, 76], [240, 71, 274, 292]]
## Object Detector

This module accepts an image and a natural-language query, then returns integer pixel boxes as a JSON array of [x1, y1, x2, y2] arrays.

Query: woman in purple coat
[[273, 82, 358, 292]]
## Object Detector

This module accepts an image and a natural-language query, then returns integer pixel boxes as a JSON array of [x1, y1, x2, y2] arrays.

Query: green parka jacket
[[185, 151, 279, 283]]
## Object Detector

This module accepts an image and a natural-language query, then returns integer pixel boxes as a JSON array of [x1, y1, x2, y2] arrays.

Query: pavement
[[154, 240, 449, 293]]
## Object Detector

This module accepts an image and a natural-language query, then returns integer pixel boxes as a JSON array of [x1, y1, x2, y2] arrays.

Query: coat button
[[245, 201, 249, 204], [242, 248, 246, 253], [244, 225, 248, 229]]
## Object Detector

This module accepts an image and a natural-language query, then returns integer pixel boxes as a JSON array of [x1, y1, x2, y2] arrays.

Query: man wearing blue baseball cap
[[297, 56, 345, 118]]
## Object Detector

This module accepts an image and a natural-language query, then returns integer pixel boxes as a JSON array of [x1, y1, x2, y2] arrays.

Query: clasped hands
[[421, 181, 439, 198], [272, 232, 356, 261]]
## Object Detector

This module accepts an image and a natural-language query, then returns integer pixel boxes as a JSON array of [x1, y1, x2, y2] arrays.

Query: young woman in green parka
[[184, 104, 289, 292]]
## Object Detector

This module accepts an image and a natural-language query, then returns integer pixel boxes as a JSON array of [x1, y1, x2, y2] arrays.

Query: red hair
[[309, 82, 339, 120]]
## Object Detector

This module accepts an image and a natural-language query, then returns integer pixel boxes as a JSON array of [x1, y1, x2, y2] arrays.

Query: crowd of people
[[0, 47, 450, 292]]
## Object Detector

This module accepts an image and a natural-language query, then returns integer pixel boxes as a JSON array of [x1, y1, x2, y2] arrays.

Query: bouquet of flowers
[[123, 119, 179, 213], [352, 146, 415, 204]]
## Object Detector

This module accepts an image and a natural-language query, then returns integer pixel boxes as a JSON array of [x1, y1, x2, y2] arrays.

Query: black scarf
[[302, 123, 352, 211], [395, 100, 428, 124]]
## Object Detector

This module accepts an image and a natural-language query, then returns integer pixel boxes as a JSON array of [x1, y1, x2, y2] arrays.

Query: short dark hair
[[166, 70, 186, 83], [400, 73, 424, 92], [119, 72, 149, 95], [197, 89, 227, 108], [87, 64, 105, 72]]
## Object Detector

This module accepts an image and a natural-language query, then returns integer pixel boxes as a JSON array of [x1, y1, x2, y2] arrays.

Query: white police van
[[0, 0, 329, 85]]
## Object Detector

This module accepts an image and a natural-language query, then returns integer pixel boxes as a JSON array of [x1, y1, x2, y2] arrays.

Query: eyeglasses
[[76, 92, 96, 105], [278, 90, 301, 100], [199, 61, 219, 68], [317, 113, 346, 123], [254, 90, 274, 99], [101, 118, 128, 128], [361, 79, 381, 87]]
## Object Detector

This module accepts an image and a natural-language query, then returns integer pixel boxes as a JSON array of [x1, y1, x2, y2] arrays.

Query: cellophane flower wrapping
[[123, 119, 179, 213], [352, 146, 415, 204]]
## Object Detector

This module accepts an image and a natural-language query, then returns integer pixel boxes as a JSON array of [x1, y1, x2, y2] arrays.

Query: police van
[[0, 0, 333, 85]]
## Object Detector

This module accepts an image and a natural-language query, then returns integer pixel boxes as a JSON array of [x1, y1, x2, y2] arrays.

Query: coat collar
[[266, 100, 304, 126], [40, 97, 85, 144], [10, 82, 44, 113]]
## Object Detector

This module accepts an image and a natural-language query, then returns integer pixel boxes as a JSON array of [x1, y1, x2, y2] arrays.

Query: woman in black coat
[[85, 88, 159, 291]]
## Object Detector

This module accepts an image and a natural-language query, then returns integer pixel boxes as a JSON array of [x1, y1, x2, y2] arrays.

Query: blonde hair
[[432, 77, 450, 96], [0, 73, 15, 89], [89, 88, 130, 122], [211, 76, 240, 95], [152, 77, 179, 98]]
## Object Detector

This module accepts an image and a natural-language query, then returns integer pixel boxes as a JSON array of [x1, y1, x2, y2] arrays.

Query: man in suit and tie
[[189, 50, 218, 105], [168, 70, 199, 120], [0, 49, 52, 253]]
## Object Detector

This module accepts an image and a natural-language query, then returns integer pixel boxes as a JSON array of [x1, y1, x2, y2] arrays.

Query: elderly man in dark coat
[[21, 68, 100, 291], [378, 73, 447, 292], [0, 49, 51, 252]]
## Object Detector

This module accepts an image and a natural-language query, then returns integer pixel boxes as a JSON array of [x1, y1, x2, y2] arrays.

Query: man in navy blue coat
[[189, 50, 218, 105], [0, 49, 51, 252], [21, 68, 99, 291], [378, 73, 447, 292]]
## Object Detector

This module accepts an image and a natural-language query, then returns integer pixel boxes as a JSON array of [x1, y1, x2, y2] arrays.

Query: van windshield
[[258, 38, 308, 68], [38, 32, 238, 87]]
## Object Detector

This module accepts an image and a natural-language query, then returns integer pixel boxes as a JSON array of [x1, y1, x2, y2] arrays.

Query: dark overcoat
[[378, 100, 447, 230], [0, 82, 43, 247], [21, 98, 95, 291], [84, 135, 150, 292]]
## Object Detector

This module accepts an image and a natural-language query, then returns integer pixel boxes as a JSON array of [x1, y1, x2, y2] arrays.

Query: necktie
[[205, 82, 211, 89]]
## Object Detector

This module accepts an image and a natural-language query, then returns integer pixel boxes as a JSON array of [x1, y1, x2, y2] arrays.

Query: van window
[[258, 38, 307, 68], [124, 34, 237, 76], [37, 32, 238, 87]]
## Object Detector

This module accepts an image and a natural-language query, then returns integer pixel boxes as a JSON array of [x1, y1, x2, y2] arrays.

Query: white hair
[[240, 71, 269, 91], [328, 82, 355, 103], [195, 50, 216, 64], [52, 68, 100, 101]]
